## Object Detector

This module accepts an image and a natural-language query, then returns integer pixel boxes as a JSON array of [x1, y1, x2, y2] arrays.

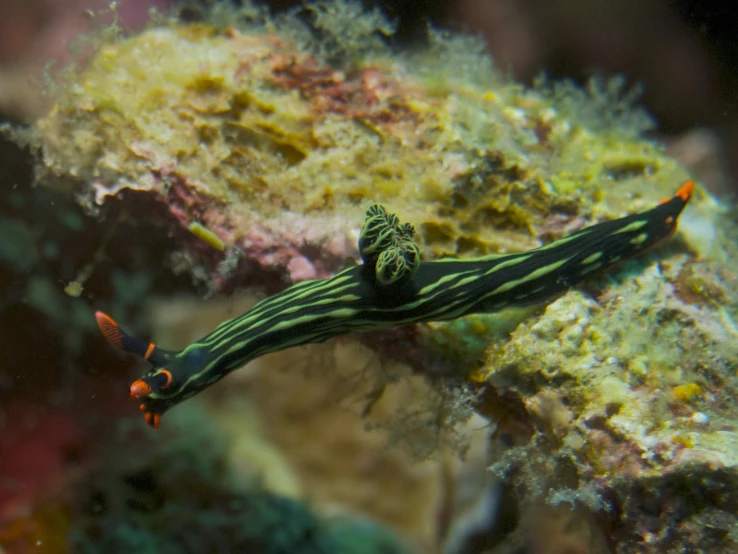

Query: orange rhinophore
[[95, 311, 124, 349]]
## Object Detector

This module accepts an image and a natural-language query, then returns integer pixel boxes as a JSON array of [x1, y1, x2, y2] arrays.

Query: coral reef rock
[[28, 2, 693, 296], [480, 212, 738, 552]]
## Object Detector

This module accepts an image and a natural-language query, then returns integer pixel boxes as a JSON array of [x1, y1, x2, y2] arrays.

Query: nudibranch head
[[94, 310, 180, 429], [129, 369, 172, 399]]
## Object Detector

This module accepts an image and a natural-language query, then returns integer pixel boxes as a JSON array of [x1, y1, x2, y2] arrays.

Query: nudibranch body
[[97, 181, 694, 428]]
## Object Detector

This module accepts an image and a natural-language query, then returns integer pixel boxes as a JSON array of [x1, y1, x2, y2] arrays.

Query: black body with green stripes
[[140, 188, 689, 417]]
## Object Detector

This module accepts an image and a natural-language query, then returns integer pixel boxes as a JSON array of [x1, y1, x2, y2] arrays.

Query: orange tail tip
[[659, 180, 695, 206], [675, 180, 694, 203], [95, 311, 124, 349], [130, 379, 153, 399]]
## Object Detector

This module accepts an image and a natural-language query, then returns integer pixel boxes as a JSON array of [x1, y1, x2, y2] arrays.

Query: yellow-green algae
[[32, 1, 694, 260], [481, 246, 738, 552], [188, 220, 226, 251]]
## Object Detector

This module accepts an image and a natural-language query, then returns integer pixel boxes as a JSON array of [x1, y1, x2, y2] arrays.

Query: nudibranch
[[96, 181, 694, 428]]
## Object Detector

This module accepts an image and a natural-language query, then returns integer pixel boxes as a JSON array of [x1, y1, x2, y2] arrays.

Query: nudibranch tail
[[657, 180, 693, 214], [654, 179, 693, 242], [672, 179, 694, 204]]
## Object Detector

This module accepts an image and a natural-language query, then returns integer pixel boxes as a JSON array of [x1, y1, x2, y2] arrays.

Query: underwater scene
[[0, 1, 737, 552]]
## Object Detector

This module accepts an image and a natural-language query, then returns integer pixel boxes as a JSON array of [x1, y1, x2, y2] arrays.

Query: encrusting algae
[[6, 1, 738, 553], [31, 2, 695, 263]]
